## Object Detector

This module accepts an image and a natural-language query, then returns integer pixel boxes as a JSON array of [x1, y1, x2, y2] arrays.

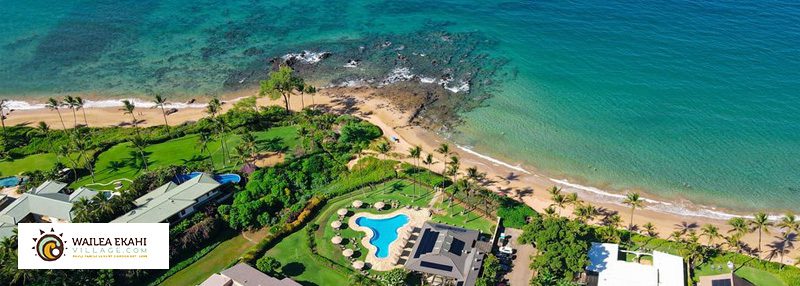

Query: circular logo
[[36, 234, 64, 261]]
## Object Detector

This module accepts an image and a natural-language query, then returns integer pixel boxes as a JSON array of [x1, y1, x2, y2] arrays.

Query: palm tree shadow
[[258, 137, 287, 153], [180, 154, 208, 164], [674, 221, 699, 234]]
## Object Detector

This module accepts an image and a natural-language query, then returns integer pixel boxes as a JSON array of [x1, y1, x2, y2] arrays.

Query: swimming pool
[[355, 214, 409, 258], [0, 176, 21, 188], [174, 172, 242, 185]]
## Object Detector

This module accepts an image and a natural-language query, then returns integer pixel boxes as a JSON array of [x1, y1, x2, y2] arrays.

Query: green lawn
[[430, 201, 495, 234], [72, 126, 299, 188], [265, 229, 350, 286], [0, 153, 61, 176], [159, 231, 261, 286]]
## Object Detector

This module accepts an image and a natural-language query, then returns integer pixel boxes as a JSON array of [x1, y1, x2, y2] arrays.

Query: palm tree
[[701, 224, 721, 247], [259, 65, 299, 111], [543, 206, 558, 218], [465, 166, 484, 208], [129, 135, 149, 170], [622, 192, 644, 230], [206, 98, 229, 165], [64, 95, 79, 127], [669, 230, 684, 242], [294, 78, 306, 109], [305, 85, 317, 109], [376, 141, 391, 160], [778, 213, 799, 237], [435, 143, 451, 187], [35, 121, 50, 136], [547, 186, 562, 197], [72, 197, 95, 222], [448, 155, 460, 184], [57, 145, 80, 182], [606, 214, 622, 229], [573, 203, 597, 223], [46, 97, 67, 130], [550, 193, 568, 216], [197, 131, 214, 167], [73, 135, 95, 182], [153, 94, 169, 127], [422, 153, 434, 174], [121, 99, 138, 129], [408, 146, 422, 197], [750, 212, 773, 255], [642, 222, 658, 237], [75, 96, 88, 126], [0, 99, 7, 135], [728, 217, 749, 236]]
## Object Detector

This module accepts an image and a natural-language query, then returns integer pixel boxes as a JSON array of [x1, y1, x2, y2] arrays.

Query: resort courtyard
[[264, 179, 497, 285]]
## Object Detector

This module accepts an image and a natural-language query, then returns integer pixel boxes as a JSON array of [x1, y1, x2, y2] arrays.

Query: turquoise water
[[174, 172, 241, 184], [355, 215, 409, 258], [1, 1, 799, 212], [0, 176, 21, 188]]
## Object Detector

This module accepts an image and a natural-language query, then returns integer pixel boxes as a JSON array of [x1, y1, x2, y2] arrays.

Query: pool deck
[[349, 208, 431, 271]]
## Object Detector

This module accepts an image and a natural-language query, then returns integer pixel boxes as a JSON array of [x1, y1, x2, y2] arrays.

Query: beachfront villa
[[403, 221, 487, 286], [0, 181, 98, 239], [112, 172, 236, 223], [200, 262, 301, 286], [584, 242, 685, 286]]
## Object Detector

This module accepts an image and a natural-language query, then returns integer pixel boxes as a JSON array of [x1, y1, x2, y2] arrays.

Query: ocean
[[1, 1, 798, 213]]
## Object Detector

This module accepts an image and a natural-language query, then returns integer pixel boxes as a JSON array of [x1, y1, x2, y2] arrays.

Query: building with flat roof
[[584, 242, 684, 286], [403, 221, 485, 286], [199, 263, 301, 286], [111, 172, 225, 223], [0, 181, 97, 239]]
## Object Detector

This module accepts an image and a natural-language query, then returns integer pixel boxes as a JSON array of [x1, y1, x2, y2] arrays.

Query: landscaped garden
[[261, 178, 497, 285]]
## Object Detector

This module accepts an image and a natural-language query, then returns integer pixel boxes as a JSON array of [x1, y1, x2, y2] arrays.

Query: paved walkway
[[504, 228, 536, 286]]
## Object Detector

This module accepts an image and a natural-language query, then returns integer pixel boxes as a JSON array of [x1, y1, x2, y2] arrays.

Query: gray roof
[[32, 180, 68, 195], [0, 181, 96, 239], [404, 221, 485, 286], [111, 173, 221, 223], [219, 263, 301, 286]]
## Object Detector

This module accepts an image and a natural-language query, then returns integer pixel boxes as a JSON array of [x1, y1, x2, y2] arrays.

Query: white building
[[585, 243, 684, 286]]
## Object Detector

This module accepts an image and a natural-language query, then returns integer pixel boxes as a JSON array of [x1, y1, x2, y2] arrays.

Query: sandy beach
[[3, 87, 798, 263]]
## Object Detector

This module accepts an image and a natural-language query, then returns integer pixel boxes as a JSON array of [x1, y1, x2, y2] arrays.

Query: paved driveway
[[503, 228, 536, 286]]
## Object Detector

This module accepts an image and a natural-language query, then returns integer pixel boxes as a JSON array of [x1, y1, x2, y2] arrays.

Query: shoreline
[[3, 86, 797, 261]]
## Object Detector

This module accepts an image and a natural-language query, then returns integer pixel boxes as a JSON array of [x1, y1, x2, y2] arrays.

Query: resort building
[[584, 242, 684, 286], [200, 263, 301, 286], [0, 181, 98, 239], [111, 172, 227, 224], [403, 221, 486, 286]]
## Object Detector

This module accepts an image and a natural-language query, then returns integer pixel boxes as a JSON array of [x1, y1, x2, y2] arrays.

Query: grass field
[[0, 153, 61, 176], [159, 229, 268, 286], [72, 125, 298, 188], [265, 229, 351, 286]]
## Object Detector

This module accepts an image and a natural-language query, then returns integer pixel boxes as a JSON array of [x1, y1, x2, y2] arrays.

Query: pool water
[[355, 214, 409, 258], [173, 172, 241, 185], [0, 176, 20, 188]]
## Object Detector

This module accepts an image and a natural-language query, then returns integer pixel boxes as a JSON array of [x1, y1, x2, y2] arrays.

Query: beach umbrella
[[331, 236, 343, 245], [352, 200, 363, 208], [342, 249, 354, 258], [337, 208, 348, 216], [374, 201, 385, 210], [352, 260, 365, 270], [331, 221, 342, 229]]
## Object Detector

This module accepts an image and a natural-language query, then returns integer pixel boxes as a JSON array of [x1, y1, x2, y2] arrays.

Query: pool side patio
[[349, 208, 431, 271]]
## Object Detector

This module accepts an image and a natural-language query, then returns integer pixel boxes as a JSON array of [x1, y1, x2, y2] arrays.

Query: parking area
[[496, 227, 536, 286]]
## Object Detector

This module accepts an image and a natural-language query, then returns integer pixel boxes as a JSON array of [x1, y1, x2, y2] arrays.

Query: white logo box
[[18, 223, 169, 269]]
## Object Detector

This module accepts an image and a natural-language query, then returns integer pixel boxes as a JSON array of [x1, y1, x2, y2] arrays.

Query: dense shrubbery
[[240, 196, 324, 263], [519, 216, 592, 284]]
